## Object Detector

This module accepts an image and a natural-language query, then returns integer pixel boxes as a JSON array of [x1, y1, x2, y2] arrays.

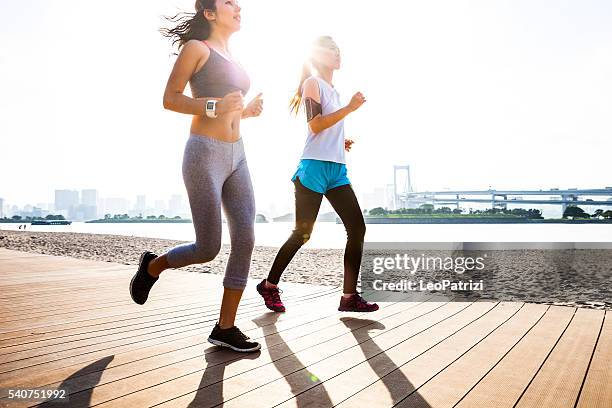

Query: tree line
[[365, 204, 612, 220]]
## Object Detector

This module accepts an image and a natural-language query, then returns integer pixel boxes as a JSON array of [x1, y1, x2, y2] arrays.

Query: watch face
[[207, 101, 215, 110]]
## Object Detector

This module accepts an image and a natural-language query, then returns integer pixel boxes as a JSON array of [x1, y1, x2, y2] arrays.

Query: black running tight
[[267, 177, 366, 294]]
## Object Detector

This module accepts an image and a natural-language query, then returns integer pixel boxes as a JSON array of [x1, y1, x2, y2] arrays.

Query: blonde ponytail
[[289, 62, 313, 115]]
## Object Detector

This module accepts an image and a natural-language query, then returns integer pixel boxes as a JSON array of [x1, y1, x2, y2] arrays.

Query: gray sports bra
[[189, 40, 250, 99]]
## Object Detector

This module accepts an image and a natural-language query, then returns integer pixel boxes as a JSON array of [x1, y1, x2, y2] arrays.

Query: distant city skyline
[[0, 189, 192, 221], [3, 181, 612, 221]]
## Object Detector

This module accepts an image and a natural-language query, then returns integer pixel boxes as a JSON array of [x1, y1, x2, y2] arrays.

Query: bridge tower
[[393, 165, 413, 210]]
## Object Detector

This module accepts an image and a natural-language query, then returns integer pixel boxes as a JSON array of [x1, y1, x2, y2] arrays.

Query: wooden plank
[[0, 292, 383, 391], [0, 289, 339, 372], [267, 302, 500, 408], [6, 296, 407, 408], [0, 275, 262, 334], [147, 301, 478, 408], [0, 281, 330, 342], [0, 270, 296, 312], [68, 299, 446, 407], [0, 249, 48, 259], [0, 286, 327, 346], [0, 288, 338, 361], [394, 303, 549, 408], [0, 278, 238, 326], [576, 310, 612, 408], [332, 302, 526, 408], [0, 259, 128, 275], [515, 307, 604, 408], [0, 289, 353, 399], [0, 287, 215, 317], [0, 290, 340, 377], [454, 306, 575, 408]]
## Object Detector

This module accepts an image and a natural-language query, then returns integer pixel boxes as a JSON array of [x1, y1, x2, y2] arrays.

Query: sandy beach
[[1, 229, 610, 310]]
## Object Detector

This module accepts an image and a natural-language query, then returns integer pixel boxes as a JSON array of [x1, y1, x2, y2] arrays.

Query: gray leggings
[[166, 133, 256, 290]]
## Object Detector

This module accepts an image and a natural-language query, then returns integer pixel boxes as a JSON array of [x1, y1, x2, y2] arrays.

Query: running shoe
[[129, 251, 159, 305], [208, 323, 261, 352], [256, 279, 286, 312], [338, 293, 379, 312]]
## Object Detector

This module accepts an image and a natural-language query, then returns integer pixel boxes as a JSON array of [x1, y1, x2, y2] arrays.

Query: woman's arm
[[162, 40, 211, 115], [162, 40, 243, 116], [302, 78, 365, 134]]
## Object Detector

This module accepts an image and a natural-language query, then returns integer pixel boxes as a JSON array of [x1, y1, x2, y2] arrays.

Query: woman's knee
[[223, 274, 248, 290], [193, 241, 221, 263], [231, 225, 255, 253], [347, 219, 366, 241], [290, 221, 314, 246], [224, 249, 252, 290]]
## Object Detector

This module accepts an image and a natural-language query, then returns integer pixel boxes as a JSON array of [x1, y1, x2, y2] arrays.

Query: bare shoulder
[[181, 39, 210, 58], [177, 39, 210, 68], [302, 76, 321, 102], [302, 76, 320, 90]]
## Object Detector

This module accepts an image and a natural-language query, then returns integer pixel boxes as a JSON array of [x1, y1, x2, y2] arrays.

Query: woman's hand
[[242, 93, 264, 118], [345, 138, 355, 152], [347, 92, 366, 112], [216, 91, 244, 116]]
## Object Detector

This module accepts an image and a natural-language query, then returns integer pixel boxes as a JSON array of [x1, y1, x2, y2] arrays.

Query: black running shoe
[[129, 251, 158, 305], [208, 323, 261, 352]]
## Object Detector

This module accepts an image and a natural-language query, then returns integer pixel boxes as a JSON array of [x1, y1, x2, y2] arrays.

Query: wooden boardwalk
[[0, 248, 610, 408]]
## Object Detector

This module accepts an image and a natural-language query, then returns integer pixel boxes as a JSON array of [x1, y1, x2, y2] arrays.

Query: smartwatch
[[205, 100, 218, 118]]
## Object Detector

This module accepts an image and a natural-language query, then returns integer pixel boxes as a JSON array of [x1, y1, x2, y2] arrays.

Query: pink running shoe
[[338, 293, 379, 312], [256, 279, 286, 312]]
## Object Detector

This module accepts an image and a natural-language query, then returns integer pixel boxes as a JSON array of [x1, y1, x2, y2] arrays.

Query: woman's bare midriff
[[190, 110, 242, 142]]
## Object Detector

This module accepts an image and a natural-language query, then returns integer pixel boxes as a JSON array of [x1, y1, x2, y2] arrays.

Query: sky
[[1, 0, 611, 213]]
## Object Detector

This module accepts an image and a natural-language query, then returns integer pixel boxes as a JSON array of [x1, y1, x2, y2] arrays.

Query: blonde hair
[[289, 36, 338, 115]]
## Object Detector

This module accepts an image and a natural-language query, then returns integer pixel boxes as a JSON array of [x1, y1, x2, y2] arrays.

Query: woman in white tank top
[[256, 36, 379, 313]]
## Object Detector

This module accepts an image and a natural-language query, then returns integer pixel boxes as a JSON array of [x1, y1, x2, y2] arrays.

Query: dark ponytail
[[159, 0, 217, 50]]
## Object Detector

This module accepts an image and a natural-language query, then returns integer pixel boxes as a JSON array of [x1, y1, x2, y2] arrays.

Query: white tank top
[[299, 76, 346, 164]]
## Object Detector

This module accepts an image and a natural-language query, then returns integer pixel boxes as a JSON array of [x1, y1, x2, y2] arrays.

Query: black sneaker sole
[[207, 337, 261, 353], [338, 304, 380, 312]]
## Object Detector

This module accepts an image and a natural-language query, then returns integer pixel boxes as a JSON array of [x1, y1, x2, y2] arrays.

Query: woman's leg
[[153, 137, 225, 275], [130, 136, 226, 306], [218, 288, 245, 329], [218, 159, 256, 328], [147, 254, 170, 277], [266, 177, 323, 285], [324, 183, 366, 294]]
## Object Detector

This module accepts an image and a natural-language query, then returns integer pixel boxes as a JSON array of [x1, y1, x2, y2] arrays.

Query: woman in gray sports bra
[[129, 0, 263, 353]]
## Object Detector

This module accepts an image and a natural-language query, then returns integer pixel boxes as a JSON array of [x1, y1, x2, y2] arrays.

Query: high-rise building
[[36, 203, 51, 211], [135, 195, 146, 212], [154, 200, 167, 216], [168, 194, 183, 217], [31, 207, 43, 218], [81, 189, 98, 206], [79, 189, 99, 220], [0, 198, 4, 218], [55, 190, 79, 212]]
